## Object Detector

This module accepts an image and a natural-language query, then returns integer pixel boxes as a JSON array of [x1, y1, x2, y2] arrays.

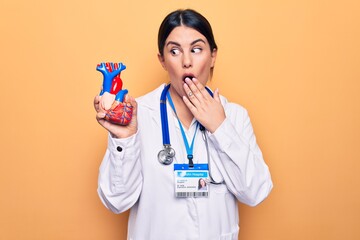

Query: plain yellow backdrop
[[1, 0, 359, 239]]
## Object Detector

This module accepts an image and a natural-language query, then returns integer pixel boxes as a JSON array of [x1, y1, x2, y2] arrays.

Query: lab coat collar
[[136, 83, 168, 129], [137, 83, 167, 111]]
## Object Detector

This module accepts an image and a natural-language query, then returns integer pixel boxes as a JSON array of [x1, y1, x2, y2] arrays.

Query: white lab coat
[[98, 84, 273, 240]]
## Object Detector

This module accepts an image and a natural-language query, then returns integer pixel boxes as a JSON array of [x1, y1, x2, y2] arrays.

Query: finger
[[94, 95, 101, 111], [122, 95, 138, 131], [123, 95, 138, 119], [125, 94, 137, 117], [184, 78, 201, 98], [130, 96, 138, 119], [183, 82, 200, 106], [96, 116, 113, 132], [185, 77, 209, 99], [213, 88, 221, 103], [182, 95, 198, 115], [96, 111, 106, 120]]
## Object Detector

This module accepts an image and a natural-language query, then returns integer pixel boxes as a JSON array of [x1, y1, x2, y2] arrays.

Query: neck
[[169, 86, 193, 129]]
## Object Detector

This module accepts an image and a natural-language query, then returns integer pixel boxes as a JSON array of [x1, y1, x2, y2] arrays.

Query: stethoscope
[[158, 84, 223, 184]]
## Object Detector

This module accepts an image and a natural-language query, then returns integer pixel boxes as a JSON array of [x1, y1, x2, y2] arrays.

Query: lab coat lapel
[[137, 83, 167, 129]]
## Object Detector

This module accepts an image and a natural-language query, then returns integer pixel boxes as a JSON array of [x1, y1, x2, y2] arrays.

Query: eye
[[170, 48, 180, 55], [192, 47, 202, 53]]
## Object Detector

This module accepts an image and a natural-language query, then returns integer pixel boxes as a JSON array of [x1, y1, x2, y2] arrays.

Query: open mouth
[[183, 75, 195, 82]]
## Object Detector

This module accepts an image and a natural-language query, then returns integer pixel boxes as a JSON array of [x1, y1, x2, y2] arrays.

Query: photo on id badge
[[198, 178, 207, 191]]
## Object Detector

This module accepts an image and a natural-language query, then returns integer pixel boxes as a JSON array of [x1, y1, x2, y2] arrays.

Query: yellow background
[[1, 0, 359, 239]]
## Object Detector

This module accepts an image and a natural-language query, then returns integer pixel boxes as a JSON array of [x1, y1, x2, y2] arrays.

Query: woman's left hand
[[182, 78, 226, 133]]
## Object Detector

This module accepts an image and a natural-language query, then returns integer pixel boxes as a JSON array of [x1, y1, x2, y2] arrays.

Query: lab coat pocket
[[212, 183, 229, 193], [219, 225, 239, 240]]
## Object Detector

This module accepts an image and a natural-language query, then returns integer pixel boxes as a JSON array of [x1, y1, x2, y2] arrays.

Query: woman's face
[[200, 179, 206, 187], [158, 25, 217, 98]]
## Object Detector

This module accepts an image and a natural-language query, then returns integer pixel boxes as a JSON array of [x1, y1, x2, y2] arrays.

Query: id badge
[[174, 164, 209, 198]]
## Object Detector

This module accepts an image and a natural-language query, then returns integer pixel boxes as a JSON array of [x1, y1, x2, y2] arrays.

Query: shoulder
[[136, 84, 167, 110]]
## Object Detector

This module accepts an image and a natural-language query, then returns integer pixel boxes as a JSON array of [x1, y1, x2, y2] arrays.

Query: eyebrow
[[166, 38, 206, 47]]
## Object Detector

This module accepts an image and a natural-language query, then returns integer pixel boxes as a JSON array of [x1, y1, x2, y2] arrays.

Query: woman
[[94, 9, 272, 240], [198, 178, 207, 191]]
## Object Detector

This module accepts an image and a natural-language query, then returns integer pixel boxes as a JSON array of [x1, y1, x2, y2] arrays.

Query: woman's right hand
[[94, 95, 138, 139]]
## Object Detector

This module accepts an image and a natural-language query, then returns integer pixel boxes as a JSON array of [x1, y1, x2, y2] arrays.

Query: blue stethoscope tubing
[[158, 84, 223, 184], [158, 84, 175, 165]]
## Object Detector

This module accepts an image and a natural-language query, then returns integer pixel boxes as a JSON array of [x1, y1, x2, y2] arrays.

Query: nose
[[182, 52, 192, 68]]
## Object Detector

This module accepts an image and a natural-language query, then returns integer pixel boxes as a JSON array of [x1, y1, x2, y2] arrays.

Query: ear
[[210, 48, 217, 68], [158, 53, 167, 70]]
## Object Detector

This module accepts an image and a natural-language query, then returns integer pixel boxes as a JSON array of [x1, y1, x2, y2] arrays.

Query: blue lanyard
[[167, 91, 199, 167]]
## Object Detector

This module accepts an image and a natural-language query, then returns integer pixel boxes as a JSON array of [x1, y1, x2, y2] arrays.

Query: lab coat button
[[117, 146, 123, 152]]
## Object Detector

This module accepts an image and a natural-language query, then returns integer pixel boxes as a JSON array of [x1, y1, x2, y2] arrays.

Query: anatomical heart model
[[96, 62, 133, 125]]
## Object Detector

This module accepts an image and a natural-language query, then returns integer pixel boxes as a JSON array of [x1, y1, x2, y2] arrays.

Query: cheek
[[197, 55, 213, 70], [197, 64, 212, 84], [166, 62, 182, 77], [166, 66, 178, 79], [163, 58, 178, 73]]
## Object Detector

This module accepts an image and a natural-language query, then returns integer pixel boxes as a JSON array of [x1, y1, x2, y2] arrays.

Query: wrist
[[110, 128, 137, 139], [207, 117, 226, 134]]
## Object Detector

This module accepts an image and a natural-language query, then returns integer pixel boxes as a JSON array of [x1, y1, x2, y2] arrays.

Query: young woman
[[94, 9, 273, 240], [198, 178, 207, 191]]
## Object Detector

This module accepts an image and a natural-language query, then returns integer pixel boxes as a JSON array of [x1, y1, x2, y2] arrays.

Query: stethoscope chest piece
[[158, 145, 176, 165]]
